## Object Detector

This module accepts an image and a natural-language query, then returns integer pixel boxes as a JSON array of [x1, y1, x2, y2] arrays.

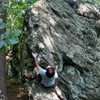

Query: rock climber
[[31, 53, 64, 100]]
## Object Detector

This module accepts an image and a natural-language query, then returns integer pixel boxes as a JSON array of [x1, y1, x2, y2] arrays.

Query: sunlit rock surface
[[22, 0, 100, 100]]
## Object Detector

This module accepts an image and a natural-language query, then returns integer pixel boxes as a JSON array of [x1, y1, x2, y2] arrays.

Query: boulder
[[22, 0, 100, 100], [65, 0, 100, 19]]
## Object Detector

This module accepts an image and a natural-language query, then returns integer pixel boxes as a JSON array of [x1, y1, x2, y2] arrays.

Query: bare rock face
[[22, 0, 100, 100], [65, 0, 100, 19]]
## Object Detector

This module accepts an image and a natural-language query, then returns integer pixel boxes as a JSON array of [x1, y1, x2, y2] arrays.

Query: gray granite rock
[[22, 0, 100, 100]]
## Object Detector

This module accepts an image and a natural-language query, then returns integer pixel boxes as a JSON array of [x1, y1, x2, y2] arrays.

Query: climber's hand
[[32, 52, 38, 58]]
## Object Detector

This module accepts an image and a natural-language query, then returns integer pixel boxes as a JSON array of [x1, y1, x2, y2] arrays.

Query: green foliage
[[0, 14, 6, 30], [4, 0, 37, 79], [0, 18, 3, 24], [0, 0, 37, 50], [0, 29, 22, 50], [0, 23, 6, 29], [7, 0, 37, 30]]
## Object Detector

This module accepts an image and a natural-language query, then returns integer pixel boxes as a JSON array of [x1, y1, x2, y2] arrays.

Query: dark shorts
[[35, 74, 42, 82], [50, 83, 56, 88], [36, 74, 56, 88]]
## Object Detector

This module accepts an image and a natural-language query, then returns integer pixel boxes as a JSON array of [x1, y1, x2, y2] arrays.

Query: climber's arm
[[34, 57, 40, 70], [55, 66, 58, 72], [32, 53, 40, 70]]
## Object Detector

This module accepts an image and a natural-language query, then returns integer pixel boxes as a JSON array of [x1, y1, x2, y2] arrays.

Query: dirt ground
[[7, 78, 28, 100]]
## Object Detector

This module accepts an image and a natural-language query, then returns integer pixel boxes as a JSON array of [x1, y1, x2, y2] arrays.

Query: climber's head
[[46, 65, 55, 78]]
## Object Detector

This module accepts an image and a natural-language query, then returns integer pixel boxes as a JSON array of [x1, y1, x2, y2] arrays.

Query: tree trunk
[[0, 0, 7, 99]]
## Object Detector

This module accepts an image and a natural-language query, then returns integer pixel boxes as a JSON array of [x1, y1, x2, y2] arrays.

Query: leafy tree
[[5, 0, 37, 79], [0, 0, 37, 50]]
